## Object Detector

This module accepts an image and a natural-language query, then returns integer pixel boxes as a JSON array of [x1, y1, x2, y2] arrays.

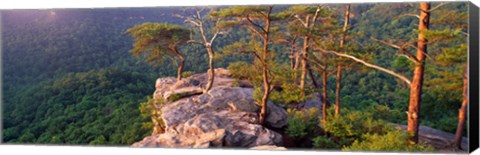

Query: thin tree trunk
[[407, 2, 430, 144], [172, 47, 185, 81], [300, 36, 310, 90], [259, 6, 272, 125], [300, 15, 311, 91], [339, 4, 350, 48], [294, 51, 301, 84], [307, 63, 318, 88], [193, 8, 219, 93], [335, 66, 342, 117], [335, 4, 350, 117], [291, 36, 297, 70], [204, 48, 215, 92], [454, 66, 468, 149], [322, 52, 328, 124]]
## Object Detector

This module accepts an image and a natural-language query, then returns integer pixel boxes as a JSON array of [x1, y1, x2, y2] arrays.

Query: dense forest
[[1, 2, 469, 151]]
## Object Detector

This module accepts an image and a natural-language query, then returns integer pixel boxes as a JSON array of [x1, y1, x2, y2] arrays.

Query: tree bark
[[454, 66, 468, 150], [259, 6, 272, 125], [322, 52, 328, 124], [300, 15, 311, 91], [204, 48, 215, 93], [407, 2, 430, 144], [335, 66, 342, 117], [300, 35, 310, 90], [335, 4, 350, 117], [339, 4, 350, 48], [172, 47, 185, 81]]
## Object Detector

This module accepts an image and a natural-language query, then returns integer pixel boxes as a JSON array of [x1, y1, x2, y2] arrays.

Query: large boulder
[[296, 92, 324, 110], [265, 101, 288, 129], [133, 69, 287, 148]]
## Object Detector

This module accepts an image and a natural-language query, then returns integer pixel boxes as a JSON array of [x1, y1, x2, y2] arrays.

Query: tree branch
[[397, 40, 436, 62], [246, 15, 268, 35], [246, 24, 266, 41], [316, 47, 412, 86], [428, 2, 449, 12], [310, 5, 324, 28], [371, 38, 420, 63], [394, 14, 420, 20], [293, 14, 308, 27], [327, 68, 337, 77], [187, 40, 206, 47]]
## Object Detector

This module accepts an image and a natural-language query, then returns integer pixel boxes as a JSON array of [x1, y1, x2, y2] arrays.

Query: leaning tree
[[126, 22, 190, 81]]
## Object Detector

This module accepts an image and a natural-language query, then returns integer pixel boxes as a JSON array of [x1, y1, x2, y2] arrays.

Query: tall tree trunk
[[335, 4, 350, 117], [291, 37, 297, 70], [204, 47, 215, 93], [454, 66, 468, 149], [322, 52, 328, 124], [335, 66, 342, 117], [259, 6, 272, 125], [407, 2, 430, 144], [339, 4, 350, 48], [300, 16, 311, 91], [300, 36, 310, 90]]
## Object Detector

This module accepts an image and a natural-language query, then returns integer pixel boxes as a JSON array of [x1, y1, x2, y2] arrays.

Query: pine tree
[[126, 23, 190, 80]]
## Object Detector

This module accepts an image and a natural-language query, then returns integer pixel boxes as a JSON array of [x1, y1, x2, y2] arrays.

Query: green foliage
[[343, 130, 434, 152], [285, 108, 320, 138], [125, 22, 190, 69], [268, 64, 314, 104], [181, 71, 194, 78], [323, 108, 395, 140], [89, 136, 107, 145], [139, 97, 166, 133], [312, 136, 339, 149], [229, 61, 313, 104], [365, 104, 404, 123], [3, 69, 154, 145], [227, 61, 260, 82], [269, 83, 313, 104]]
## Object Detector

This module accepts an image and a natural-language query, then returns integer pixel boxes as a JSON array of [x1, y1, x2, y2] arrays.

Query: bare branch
[[397, 40, 436, 62], [310, 5, 324, 28], [185, 18, 201, 27], [327, 69, 337, 77], [208, 32, 219, 45], [293, 14, 308, 27], [371, 38, 420, 63], [316, 47, 412, 86], [428, 2, 449, 12], [394, 14, 420, 20], [246, 15, 268, 34], [246, 24, 266, 41], [187, 40, 205, 47], [298, 53, 325, 70]]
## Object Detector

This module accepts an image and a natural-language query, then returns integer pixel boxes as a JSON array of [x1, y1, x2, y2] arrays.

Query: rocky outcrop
[[392, 123, 469, 151], [132, 68, 286, 148]]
